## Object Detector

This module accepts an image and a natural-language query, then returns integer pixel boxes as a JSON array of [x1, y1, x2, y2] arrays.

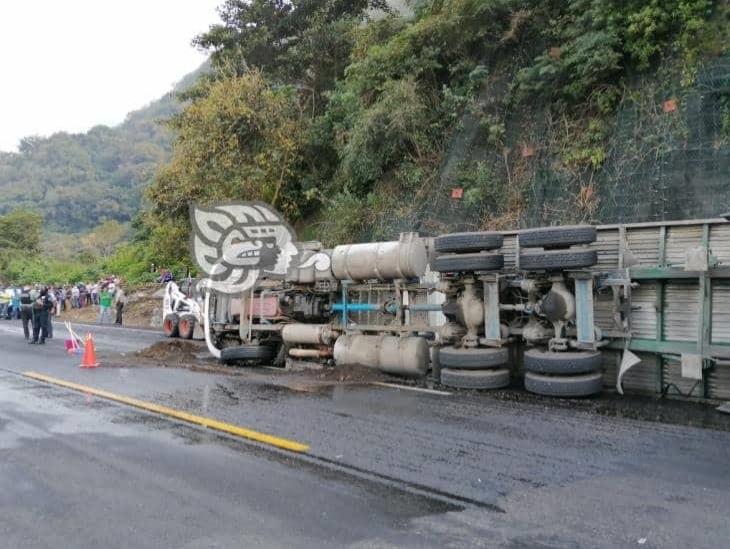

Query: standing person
[[29, 287, 52, 344], [55, 287, 63, 316], [65, 285, 72, 311], [113, 285, 126, 326], [45, 289, 56, 339], [0, 287, 8, 319], [11, 287, 21, 320], [71, 285, 80, 308], [79, 283, 87, 307], [3, 287, 13, 319], [19, 286, 33, 340], [98, 285, 113, 324]]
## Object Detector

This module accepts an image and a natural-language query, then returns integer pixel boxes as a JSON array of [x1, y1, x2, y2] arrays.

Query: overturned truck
[[165, 209, 730, 401]]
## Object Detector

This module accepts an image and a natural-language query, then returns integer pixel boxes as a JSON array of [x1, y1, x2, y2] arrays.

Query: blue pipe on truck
[[332, 302, 442, 313], [331, 303, 381, 312]]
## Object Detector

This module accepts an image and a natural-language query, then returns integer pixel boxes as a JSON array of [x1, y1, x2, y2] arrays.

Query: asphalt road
[[0, 319, 729, 548]]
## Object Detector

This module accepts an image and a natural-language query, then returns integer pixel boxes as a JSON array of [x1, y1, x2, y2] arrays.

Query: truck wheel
[[518, 226, 596, 249], [220, 344, 276, 365], [431, 253, 504, 273], [439, 346, 509, 369], [440, 368, 510, 390], [177, 314, 196, 340], [434, 232, 503, 253], [524, 349, 601, 375], [163, 313, 179, 338], [519, 250, 597, 271], [524, 371, 603, 397]]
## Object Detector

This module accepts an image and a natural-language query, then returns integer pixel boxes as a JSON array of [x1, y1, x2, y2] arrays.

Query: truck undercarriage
[[164, 215, 730, 401]]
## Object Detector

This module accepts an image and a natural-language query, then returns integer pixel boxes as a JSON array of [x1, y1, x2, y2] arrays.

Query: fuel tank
[[331, 232, 427, 282], [281, 323, 339, 345], [333, 334, 429, 378]]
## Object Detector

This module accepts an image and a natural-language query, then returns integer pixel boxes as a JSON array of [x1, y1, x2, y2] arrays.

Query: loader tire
[[163, 313, 179, 338], [177, 314, 196, 340]]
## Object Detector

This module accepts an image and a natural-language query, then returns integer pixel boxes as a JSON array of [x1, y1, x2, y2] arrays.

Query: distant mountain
[[0, 63, 207, 233]]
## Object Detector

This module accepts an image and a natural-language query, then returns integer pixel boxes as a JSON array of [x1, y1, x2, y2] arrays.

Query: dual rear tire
[[518, 225, 598, 272], [431, 231, 504, 274], [523, 349, 603, 397], [438, 346, 511, 390]]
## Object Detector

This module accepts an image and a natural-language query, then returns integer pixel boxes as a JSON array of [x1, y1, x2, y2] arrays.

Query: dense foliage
[[144, 0, 724, 257], [195, 0, 389, 108], [4, 0, 728, 284], [147, 71, 308, 241]]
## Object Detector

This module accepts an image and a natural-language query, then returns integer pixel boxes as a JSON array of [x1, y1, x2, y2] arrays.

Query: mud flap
[[616, 348, 641, 395]]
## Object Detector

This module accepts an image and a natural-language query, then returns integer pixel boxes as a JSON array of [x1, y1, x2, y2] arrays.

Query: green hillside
[[0, 65, 205, 233], [145, 0, 730, 260], [3, 0, 730, 285]]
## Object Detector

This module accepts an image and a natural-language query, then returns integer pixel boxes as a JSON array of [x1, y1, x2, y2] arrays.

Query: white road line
[[371, 382, 452, 396]]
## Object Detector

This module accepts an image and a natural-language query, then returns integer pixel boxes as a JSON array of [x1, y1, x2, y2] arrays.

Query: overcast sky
[[0, 0, 222, 152]]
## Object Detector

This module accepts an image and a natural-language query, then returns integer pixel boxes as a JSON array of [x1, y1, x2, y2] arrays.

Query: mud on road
[[117, 339, 730, 432], [111, 339, 396, 390]]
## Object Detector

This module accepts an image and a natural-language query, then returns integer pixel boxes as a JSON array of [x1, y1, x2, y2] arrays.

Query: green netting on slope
[[363, 57, 730, 240], [373, 59, 730, 236], [522, 58, 730, 227]]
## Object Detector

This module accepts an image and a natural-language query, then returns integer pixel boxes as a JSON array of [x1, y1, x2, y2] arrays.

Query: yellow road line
[[23, 371, 309, 453]]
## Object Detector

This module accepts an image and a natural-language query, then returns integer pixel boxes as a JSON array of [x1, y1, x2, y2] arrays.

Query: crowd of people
[[0, 277, 127, 344]]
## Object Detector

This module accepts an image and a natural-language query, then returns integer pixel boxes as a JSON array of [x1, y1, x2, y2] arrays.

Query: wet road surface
[[1, 320, 729, 548]]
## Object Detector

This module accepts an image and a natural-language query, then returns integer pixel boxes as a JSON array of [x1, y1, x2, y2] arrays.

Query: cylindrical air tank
[[333, 334, 429, 378], [281, 324, 339, 345], [331, 232, 427, 281]]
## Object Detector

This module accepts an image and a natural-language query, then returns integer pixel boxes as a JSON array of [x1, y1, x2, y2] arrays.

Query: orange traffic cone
[[80, 333, 99, 368]]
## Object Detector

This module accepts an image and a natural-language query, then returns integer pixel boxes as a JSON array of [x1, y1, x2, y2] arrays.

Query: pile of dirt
[[123, 298, 161, 328], [135, 339, 205, 363]]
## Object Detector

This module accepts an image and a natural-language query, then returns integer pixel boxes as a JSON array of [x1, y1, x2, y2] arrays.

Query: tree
[[0, 209, 43, 252], [194, 0, 389, 110], [146, 70, 309, 237], [82, 220, 129, 259]]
